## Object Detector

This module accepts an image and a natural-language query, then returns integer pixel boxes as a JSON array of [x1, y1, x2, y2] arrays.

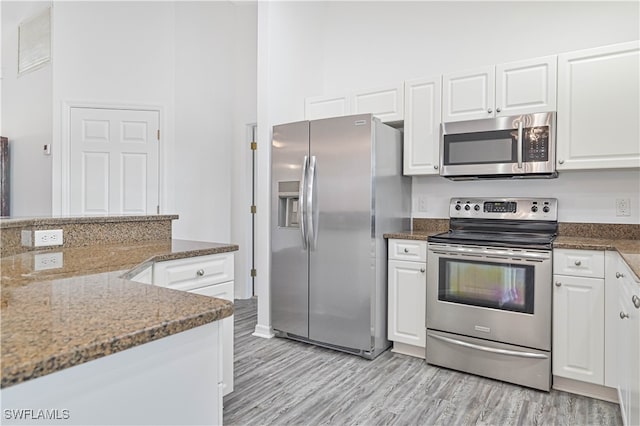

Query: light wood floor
[[224, 298, 622, 426]]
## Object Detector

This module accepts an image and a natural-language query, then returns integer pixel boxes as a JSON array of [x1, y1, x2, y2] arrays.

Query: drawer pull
[[420, 268, 425, 273], [633, 295, 640, 309], [616, 272, 625, 279], [574, 260, 582, 266], [403, 248, 409, 253], [620, 311, 629, 319], [196, 269, 205, 277], [555, 281, 561, 287]]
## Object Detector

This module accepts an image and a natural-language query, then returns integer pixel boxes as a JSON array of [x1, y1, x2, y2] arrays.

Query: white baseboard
[[552, 376, 619, 403], [391, 341, 425, 359], [252, 324, 274, 339]]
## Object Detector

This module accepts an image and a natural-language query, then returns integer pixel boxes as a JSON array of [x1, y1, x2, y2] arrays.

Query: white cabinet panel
[[388, 259, 426, 349], [553, 274, 605, 385], [388, 238, 427, 262], [153, 252, 234, 291], [495, 55, 557, 116], [191, 281, 234, 396], [304, 94, 350, 120], [554, 249, 605, 278], [352, 84, 404, 122], [557, 41, 640, 170], [443, 66, 494, 122], [403, 76, 442, 175]]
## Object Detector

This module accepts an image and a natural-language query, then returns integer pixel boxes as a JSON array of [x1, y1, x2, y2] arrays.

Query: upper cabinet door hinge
[[250, 268, 257, 277], [250, 141, 257, 151], [157, 205, 160, 214], [250, 205, 257, 214], [157, 129, 160, 141]]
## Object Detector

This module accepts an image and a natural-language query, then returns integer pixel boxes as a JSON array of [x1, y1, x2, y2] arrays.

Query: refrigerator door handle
[[299, 155, 309, 249], [307, 156, 318, 250]]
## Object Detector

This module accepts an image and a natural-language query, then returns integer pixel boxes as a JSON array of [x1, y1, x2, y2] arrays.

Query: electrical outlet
[[34, 252, 64, 271], [33, 229, 64, 247], [418, 196, 428, 213], [616, 198, 631, 217]]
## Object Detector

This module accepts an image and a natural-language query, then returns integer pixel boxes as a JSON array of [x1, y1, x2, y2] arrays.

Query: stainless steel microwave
[[440, 112, 557, 180]]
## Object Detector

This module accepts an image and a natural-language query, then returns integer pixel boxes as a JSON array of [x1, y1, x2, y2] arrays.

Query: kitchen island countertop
[[1, 239, 237, 389]]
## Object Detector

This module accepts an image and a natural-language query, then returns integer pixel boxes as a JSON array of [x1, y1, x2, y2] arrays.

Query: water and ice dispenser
[[277, 181, 299, 228]]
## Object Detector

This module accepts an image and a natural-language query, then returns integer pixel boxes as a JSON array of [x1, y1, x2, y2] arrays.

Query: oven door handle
[[427, 332, 548, 360], [428, 245, 550, 260], [517, 121, 524, 169]]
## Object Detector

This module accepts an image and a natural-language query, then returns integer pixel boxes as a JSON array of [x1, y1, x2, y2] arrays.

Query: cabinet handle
[[487, 108, 493, 114], [420, 268, 426, 273], [404, 248, 409, 253], [433, 165, 439, 170], [620, 311, 629, 319], [558, 159, 564, 165], [616, 272, 625, 279], [633, 295, 640, 309], [574, 260, 582, 266], [196, 269, 205, 277], [555, 281, 561, 287], [496, 107, 501, 113]]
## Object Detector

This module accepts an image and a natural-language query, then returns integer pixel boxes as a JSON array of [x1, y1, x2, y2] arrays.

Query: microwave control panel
[[523, 126, 549, 162]]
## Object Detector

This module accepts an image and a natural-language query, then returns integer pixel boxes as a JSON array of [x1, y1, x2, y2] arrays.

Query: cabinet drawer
[[554, 249, 604, 278], [153, 253, 234, 291], [389, 239, 427, 262]]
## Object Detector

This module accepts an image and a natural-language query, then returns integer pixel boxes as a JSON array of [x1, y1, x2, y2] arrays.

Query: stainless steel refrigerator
[[271, 113, 411, 359]]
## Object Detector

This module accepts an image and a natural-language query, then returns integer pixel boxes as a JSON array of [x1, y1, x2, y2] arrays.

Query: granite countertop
[[554, 236, 640, 282], [0, 239, 238, 389], [383, 230, 443, 241], [0, 214, 179, 229]]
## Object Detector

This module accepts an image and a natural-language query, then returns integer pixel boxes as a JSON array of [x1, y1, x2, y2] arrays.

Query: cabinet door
[[495, 55, 557, 116], [553, 274, 605, 384], [388, 259, 426, 348], [616, 258, 640, 426], [191, 281, 234, 396], [557, 40, 640, 170], [304, 94, 350, 120], [442, 66, 494, 122], [352, 84, 404, 123], [403, 76, 442, 175]]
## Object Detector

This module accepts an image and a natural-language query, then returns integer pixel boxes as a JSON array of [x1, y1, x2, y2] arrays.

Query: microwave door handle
[[517, 121, 523, 169]]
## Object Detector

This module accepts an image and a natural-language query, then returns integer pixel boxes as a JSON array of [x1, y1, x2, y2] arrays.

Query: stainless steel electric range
[[426, 197, 558, 391]]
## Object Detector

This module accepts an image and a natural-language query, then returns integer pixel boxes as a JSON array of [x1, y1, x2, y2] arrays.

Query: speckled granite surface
[[384, 230, 442, 241], [1, 239, 237, 389], [1, 215, 177, 258]]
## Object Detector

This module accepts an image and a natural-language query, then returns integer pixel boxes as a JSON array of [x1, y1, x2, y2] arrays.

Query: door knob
[[632, 295, 640, 309], [555, 281, 561, 287], [420, 268, 425, 273], [404, 248, 409, 253], [620, 311, 629, 319], [196, 269, 205, 277], [574, 260, 582, 266], [616, 272, 625, 279]]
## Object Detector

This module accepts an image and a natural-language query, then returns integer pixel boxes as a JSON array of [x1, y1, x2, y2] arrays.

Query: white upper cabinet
[[443, 56, 557, 122], [495, 56, 557, 116], [304, 83, 404, 123], [443, 66, 494, 122], [305, 94, 350, 121], [403, 75, 442, 175], [557, 40, 640, 170], [352, 83, 404, 123]]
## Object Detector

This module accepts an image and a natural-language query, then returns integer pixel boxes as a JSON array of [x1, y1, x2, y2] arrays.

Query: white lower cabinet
[[553, 274, 605, 384], [609, 252, 640, 426], [151, 252, 235, 396], [553, 249, 605, 385], [387, 239, 427, 358]]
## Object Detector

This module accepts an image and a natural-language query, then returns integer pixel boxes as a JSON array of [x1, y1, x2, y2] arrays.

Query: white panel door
[[557, 41, 640, 170], [553, 274, 605, 385], [443, 66, 494, 122], [495, 55, 557, 116], [351, 83, 404, 122], [403, 75, 442, 175], [69, 108, 160, 215], [388, 259, 426, 348]]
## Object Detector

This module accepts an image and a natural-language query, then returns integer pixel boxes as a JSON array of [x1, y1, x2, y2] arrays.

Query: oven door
[[426, 242, 551, 351]]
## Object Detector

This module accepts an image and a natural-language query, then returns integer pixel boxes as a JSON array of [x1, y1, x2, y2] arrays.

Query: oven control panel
[[450, 198, 557, 221]]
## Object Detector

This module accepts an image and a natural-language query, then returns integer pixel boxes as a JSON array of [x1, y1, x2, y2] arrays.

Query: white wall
[[1, 1, 53, 217], [254, 1, 640, 333]]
